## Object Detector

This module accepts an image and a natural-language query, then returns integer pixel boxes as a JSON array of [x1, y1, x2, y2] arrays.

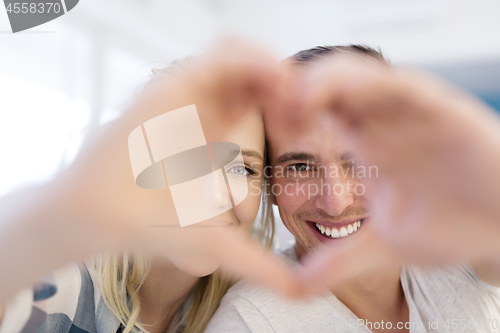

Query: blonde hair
[[92, 57, 275, 333]]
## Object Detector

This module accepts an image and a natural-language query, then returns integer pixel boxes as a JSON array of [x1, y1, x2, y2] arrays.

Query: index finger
[[136, 225, 302, 298], [295, 224, 397, 297]]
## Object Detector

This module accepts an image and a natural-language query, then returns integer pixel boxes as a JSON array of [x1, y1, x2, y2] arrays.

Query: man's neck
[[333, 265, 408, 330], [294, 243, 409, 332]]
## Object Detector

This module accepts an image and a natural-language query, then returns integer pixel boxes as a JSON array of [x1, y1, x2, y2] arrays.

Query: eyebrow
[[241, 149, 264, 161], [340, 152, 354, 161], [275, 151, 320, 165]]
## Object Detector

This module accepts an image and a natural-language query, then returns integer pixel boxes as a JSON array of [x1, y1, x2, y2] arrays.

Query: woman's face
[[169, 108, 265, 277]]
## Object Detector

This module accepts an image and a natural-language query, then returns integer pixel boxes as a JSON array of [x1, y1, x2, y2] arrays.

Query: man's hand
[[290, 56, 500, 295]]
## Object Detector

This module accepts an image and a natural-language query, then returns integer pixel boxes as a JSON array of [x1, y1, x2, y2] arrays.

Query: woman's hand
[[62, 40, 291, 239], [0, 40, 300, 304]]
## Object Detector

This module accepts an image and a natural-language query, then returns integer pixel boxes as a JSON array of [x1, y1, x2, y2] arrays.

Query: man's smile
[[306, 218, 366, 242]]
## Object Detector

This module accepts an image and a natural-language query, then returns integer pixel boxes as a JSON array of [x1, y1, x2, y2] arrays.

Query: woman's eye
[[227, 165, 255, 176]]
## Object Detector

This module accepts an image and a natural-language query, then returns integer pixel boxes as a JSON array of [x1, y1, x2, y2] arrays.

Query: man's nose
[[313, 173, 354, 217]]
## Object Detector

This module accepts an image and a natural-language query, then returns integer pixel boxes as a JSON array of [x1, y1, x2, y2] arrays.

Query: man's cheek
[[275, 182, 309, 213], [350, 178, 372, 203]]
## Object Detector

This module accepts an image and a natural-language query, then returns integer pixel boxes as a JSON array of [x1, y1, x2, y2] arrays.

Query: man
[[205, 46, 500, 332]]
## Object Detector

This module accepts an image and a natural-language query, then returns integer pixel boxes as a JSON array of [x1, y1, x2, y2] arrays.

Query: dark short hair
[[289, 45, 387, 64]]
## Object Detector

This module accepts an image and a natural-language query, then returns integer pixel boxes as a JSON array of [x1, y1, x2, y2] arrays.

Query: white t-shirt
[[205, 248, 500, 333]]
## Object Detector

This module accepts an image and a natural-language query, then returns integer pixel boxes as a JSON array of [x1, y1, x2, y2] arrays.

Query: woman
[[88, 59, 274, 333], [0, 43, 293, 333]]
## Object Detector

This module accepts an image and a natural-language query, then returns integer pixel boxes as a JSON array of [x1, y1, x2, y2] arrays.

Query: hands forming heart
[[2, 40, 500, 304]]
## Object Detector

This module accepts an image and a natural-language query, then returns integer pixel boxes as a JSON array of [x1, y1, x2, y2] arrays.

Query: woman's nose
[[204, 169, 232, 210]]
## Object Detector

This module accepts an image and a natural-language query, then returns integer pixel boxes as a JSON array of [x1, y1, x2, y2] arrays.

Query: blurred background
[[1, 0, 499, 248]]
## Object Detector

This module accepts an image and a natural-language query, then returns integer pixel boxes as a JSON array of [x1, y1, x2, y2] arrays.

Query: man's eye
[[347, 160, 359, 169], [287, 163, 312, 172], [227, 165, 255, 176]]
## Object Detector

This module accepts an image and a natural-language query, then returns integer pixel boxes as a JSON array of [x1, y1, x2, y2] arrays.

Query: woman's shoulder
[[47, 262, 122, 333], [28, 263, 98, 333], [1, 262, 121, 333]]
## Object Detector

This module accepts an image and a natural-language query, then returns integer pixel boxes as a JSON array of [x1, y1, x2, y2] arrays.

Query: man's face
[[268, 112, 370, 257]]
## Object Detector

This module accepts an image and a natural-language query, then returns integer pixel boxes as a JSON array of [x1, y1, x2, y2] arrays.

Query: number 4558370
[[6, 3, 62, 14]]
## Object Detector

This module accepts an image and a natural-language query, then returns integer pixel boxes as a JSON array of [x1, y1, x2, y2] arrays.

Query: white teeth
[[315, 220, 363, 238]]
